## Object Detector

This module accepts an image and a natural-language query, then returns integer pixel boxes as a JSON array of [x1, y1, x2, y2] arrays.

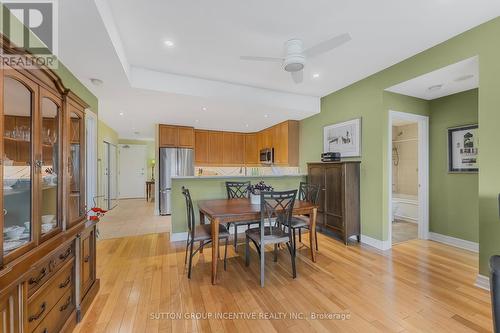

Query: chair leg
[[292, 228, 297, 256], [299, 228, 302, 243], [187, 240, 194, 279], [273, 244, 278, 262], [315, 228, 319, 251], [224, 237, 228, 271], [184, 236, 190, 265], [287, 242, 297, 279], [233, 225, 238, 252], [260, 243, 265, 287], [245, 235, 250, 267]]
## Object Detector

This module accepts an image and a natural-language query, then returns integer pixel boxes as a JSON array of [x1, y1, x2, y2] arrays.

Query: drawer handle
[[59, 296, 72, 312], [28, 302, 46, 322], [84, 255, 90, 263], [59, 276, 71, 289], [59, 247, 72, 260], [29, 268, 46, 285], [48, 259, 56, 272]]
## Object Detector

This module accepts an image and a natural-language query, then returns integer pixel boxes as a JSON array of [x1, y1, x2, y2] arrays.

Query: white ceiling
[[386, 57, 479, 100], [56, 0, 500, 139]]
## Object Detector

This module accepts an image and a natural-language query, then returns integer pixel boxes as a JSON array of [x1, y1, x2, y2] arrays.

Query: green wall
[[0, 4, 98, 113], [118, 139, 155, 180], [429, 89, 478, 242], [300, 17, 500, 275], [171, 176, 305, 233]]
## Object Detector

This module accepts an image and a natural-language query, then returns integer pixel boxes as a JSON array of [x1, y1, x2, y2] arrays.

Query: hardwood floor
[[392, 220, 418, 244], [74, 209, 492, 332]]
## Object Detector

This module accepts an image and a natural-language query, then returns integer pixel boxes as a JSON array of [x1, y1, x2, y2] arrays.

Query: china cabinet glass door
[[40, 91, 62, 239], [2, 73, 37, 259], [68, 109, 85, 227]]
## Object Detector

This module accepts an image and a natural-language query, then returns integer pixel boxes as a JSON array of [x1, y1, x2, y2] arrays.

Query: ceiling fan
[[240, 33, 351, 84]]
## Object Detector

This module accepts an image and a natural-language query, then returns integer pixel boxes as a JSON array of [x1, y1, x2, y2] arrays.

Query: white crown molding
[[429, 232, 479, 253], [475, 274, 490, 291], [360, 235, 391, 251]]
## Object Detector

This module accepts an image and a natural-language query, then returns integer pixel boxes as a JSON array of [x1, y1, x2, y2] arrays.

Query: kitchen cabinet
[[233, 133, 246, 165], [1, 34, 99, 333], [273, 121, 299, 166], [208, 131, 224, 165], [159, 125, 195, 148], [307, 162, 360, 244], [222, 132, 245, 165], [178, 126, 195, 148], [245, 133, 259, 165], [194, 130, 209, 165]]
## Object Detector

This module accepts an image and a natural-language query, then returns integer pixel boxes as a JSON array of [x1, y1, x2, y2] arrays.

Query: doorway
[[102, 141, 118, 210], [118, 144, 147, 199], [388, 111, 429, 246]]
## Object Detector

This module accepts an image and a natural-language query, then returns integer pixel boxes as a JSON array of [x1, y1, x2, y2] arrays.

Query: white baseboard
[[170, 232, 188, 242], [428, 232, 479, 253], [475, 274, 490, 291], [393, 215, 418, 223], [360, 234, 391, 251]]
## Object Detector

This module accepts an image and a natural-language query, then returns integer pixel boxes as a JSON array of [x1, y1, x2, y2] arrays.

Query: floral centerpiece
[[87, 207, 107, 222], [247, 181, 273, 205]]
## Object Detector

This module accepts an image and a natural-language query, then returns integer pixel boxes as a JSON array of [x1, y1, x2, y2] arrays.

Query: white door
[[118, 144, 147, 199]]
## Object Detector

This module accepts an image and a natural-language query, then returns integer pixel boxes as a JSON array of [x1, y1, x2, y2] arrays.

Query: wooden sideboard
[[0, 34, 98, 333], [307, 162, 361, 244]]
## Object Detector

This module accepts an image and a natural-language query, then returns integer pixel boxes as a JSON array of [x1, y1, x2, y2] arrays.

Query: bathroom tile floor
[[392, 220, 418, 244]]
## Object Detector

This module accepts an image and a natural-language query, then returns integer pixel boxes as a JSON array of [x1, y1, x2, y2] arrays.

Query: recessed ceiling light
[[312, 73, 320, 79], [119, 112, 124, 116], [245, 124, 249, 128], [90, 78, 103, 86], [428, 84, 443, 92], [164, 40, 175, 47], [264, 114, 269, 118], [202, 107, 207, 111], [195, 119, 199, 123], [454, 74, 474, 82]]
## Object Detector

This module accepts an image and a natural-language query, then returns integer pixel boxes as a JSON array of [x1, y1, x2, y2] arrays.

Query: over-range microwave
[[260, 148, 274, 165]]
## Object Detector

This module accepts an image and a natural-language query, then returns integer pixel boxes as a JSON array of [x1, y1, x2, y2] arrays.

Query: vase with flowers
[[247, 181, 273, 205]]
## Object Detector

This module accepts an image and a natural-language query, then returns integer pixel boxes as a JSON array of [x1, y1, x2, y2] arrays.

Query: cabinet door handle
[[84, 255, 90, 263], [59, 247, 72, 260], [29, 268, 46, 285], [59, 296, 72, 312], [59, 276, 71, 289], [28, 302, 46, 322]]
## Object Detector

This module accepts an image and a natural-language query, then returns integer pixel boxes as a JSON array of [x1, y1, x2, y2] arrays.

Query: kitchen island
[[170, 174, 306, 239]]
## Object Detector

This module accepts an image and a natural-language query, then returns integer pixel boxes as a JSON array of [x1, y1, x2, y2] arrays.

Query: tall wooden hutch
[[0, 35, 98, 332]]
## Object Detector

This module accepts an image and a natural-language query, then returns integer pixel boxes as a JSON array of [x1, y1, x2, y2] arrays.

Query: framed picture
[[448, 124, 478, 173], [323, 118, 361, 157]]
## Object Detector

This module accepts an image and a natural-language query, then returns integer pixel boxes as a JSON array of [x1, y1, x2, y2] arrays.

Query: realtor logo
[[1, 0, 58, 68]]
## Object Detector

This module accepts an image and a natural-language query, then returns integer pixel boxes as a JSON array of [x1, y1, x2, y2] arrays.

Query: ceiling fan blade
[[291, 70, 303, 84], [240, 56, 283, 63], [303, 33, 351, 58]]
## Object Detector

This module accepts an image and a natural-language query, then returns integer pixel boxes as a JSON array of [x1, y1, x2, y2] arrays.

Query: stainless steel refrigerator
[[159, 148, 194, 215]]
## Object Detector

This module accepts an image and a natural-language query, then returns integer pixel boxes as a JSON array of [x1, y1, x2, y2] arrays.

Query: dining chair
[[282, 182, 320, 253], [225, 181, 260, 252], [182, 187, 229, 279], [245, 189, 297, 287]]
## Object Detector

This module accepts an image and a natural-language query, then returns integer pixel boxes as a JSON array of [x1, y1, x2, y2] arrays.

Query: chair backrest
[[298, 182, 320, 205], [226, 181, 251, 199], [182, 186, 196, 238], [260, 190, 297, 239]]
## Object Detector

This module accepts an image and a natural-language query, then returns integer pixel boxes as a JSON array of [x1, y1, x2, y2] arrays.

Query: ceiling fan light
[[284, 62, 304, 72]]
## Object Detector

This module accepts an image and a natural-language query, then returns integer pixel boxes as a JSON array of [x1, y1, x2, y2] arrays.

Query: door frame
[[388, 110, 429, 246], [118, 144, 147, 199]]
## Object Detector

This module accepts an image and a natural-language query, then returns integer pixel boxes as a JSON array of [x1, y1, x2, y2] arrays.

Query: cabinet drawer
[[27, 259, 74, 332], [325, 214, 344, 229], [27, 242, 74, 296], [31, 288, 74, 333]]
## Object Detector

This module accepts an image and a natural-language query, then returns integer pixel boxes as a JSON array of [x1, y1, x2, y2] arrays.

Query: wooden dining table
[[197, 198, 318, 284]]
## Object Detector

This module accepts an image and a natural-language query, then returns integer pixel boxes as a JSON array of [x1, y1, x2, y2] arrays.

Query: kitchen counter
[[172, 174, 307, 179]]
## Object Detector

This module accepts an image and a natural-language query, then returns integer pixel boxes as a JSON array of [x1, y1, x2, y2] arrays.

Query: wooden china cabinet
[[0, 34, 99, 332]]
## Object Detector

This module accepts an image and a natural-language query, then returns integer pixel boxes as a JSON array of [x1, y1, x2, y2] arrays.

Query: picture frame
[[448, 124, 478, 173], [323, 118, 361, 157]]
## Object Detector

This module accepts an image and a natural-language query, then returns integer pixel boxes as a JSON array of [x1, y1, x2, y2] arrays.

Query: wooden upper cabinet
[[159, 125, 178, 147], [178, 127, 194, 148], [245, 133, 259, 165], [273, 121, 299, 166], [194, 130, 209, 165], [233, 133, 245, 165], [159, 125, 194, 148], [222, 132, 234, 165], [208, 131, 224, 165]]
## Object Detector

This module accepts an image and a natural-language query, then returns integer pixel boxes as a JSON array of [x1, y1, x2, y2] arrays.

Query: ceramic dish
[[41, 215, 55, 224], [4, 239, 27, 252], [4, 226, 25, 239]]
